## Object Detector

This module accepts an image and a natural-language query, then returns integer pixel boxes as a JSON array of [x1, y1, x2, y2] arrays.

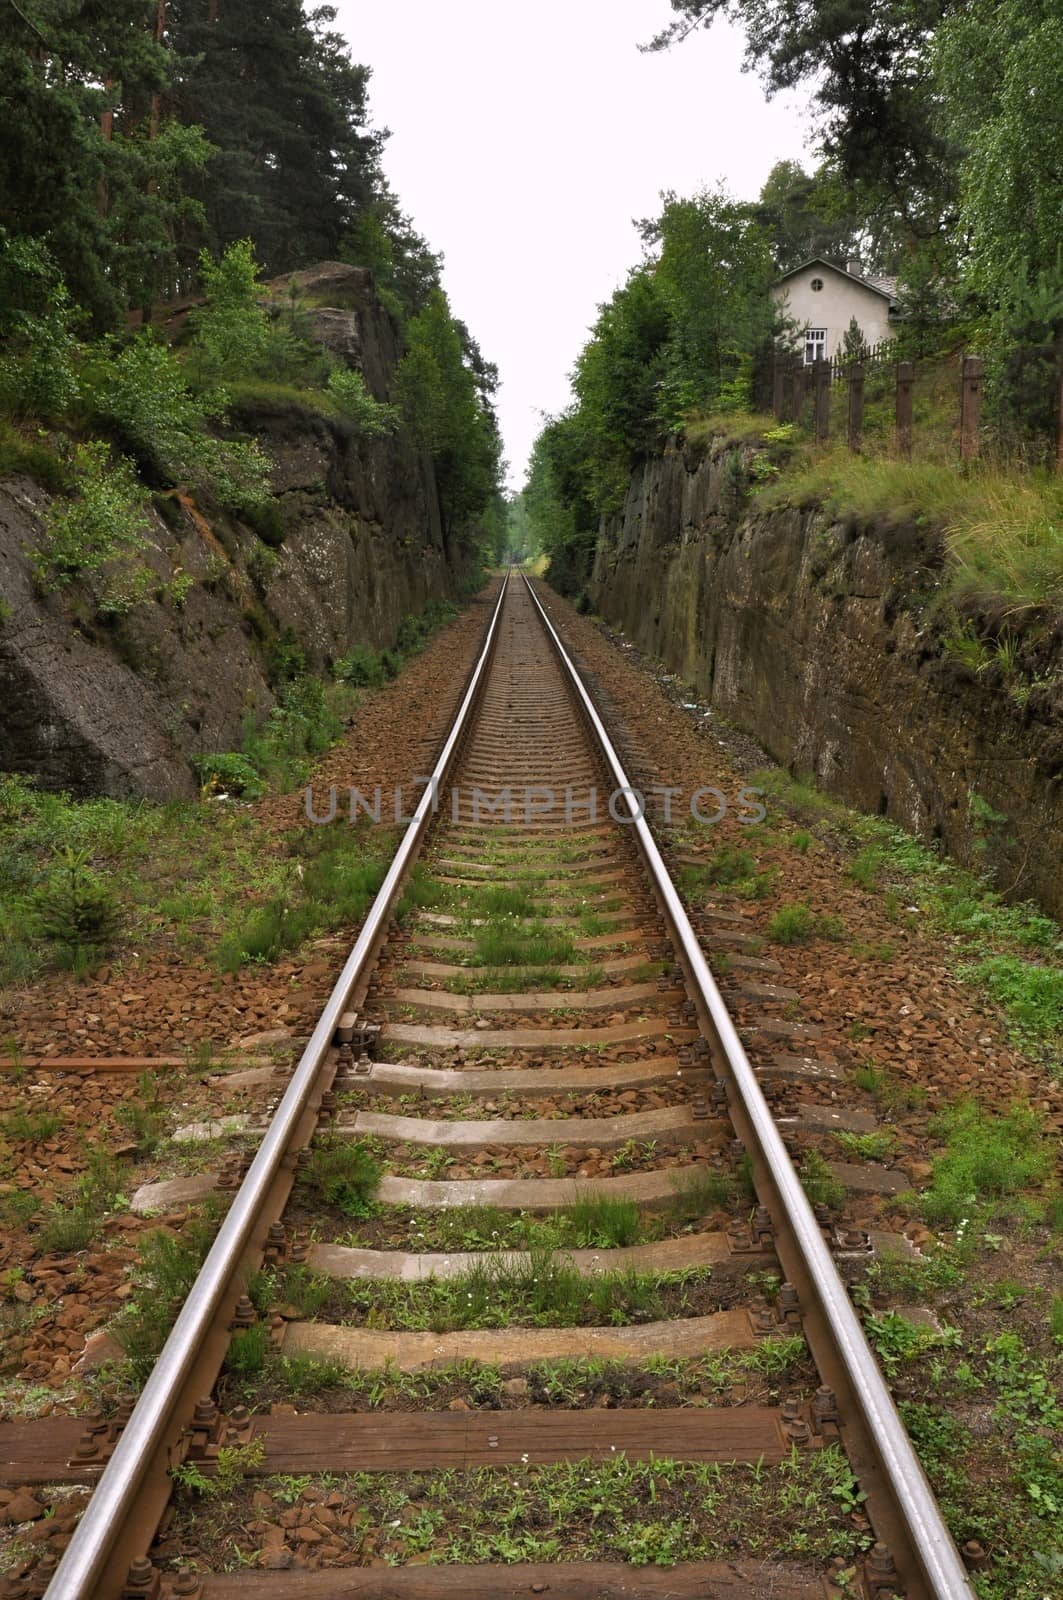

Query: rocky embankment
[[588, 438, 1063, 918], [0, 263, 468, 800]]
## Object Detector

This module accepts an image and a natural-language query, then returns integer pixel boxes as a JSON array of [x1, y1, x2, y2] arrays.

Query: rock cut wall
[[588, 439, 1063, 919], [0, 264, 471, 800]]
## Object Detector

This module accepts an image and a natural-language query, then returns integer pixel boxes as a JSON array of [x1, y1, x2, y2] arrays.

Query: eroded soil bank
[[588, 438, 1063, 919]]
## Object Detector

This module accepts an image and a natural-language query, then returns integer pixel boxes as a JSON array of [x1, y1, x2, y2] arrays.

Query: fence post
[[896, 361, 914, 460], [790, 357, 803, 425], [772, 352, 786, 421], [813, 358, 830, 443], [960, 355, 984, 462], [847, 362, 865, 453]]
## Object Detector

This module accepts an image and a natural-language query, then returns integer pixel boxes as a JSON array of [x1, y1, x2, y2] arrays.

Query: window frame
[[804, 327, 827, 366]]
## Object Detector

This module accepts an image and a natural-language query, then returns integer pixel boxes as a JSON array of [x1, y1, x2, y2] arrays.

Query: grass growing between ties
[[170, 1448, 865, 1569], [340, 1251, 722, 1332], [219, 1339, 814, 1416], [333, 1171, 747, 1254], [294, 1138, 383, 1219]]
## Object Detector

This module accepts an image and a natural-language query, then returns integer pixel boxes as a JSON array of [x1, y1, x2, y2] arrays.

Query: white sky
[[333, 1, 812, 488]]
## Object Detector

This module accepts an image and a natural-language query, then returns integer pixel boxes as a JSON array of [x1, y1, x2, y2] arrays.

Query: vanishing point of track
[[26, 573, 975, 1600]]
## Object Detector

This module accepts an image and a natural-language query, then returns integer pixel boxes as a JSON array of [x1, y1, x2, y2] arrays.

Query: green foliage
[[224, 1323, 271, 1377], [920, 1102, 1053, 1227], [767, 903, 813, 944], [113, 1213, 219, 1384], [299, 1139, 381, 1218], [326, 369, 399, 436], [799, 1151, 845, 1211], [0, 6, 200, 325], [31, 847, 121, 965], [216, 825, 387, 970], [396, 289, 503, 540], [85, 331, 271, 511], [31, 442, 150, 590], [961, 955, 1063, 1060], [186, 240, 272, 384], [334, 645, 395, 688], [191, 752, 265, 801], [0, 233, 80, 418]]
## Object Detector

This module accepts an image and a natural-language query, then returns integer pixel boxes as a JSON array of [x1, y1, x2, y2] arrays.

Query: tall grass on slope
[[755, 452, 1063, 612]]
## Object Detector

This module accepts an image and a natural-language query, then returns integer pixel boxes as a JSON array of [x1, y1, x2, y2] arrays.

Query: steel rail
[[46, 572, 511, 1600], [521, 572, 975, 1600]]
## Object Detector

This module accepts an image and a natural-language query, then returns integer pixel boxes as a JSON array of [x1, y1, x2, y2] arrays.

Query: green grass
[[1, 1109, 63, 1143], [174, 1448, 862, 1568], [750, 766, 1063, 1063], [960, 955, 1063, 1062], [0, 773, 386, 983], [295, 1138, 382, 1219], [919, 1102, 1053, 1228], [766, 902, 844, 945], [752, 443, 1063, 610], [216, 824, 391, 971], [833, 1129, 897, 1163], [112, 1210, 220, 1385], [343, 1251, 714, 1332], [798, 1151, 846, 1210]]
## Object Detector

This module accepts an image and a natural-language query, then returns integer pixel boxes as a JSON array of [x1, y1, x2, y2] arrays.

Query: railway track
[[2, 572, 976, 1600]]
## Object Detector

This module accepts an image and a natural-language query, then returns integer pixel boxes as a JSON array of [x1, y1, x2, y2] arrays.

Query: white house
[[771, 257, 899, 364]]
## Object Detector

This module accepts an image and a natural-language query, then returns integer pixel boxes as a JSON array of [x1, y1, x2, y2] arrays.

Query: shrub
[[0, 233, 79, 420], [86, 333, 271, 512], [192, 752, 264, 800], [31, 847, 121, 963], [299, 1139, 381, 1217], [334, 644, 390, 687], [326, 368, 400, 436], [31, 442, 150, 589], [767, 903, 815, 944], [186, 240, 272, 385]]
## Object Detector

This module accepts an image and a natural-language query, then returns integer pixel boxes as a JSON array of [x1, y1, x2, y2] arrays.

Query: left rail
[[45, 573, 510, 1600]]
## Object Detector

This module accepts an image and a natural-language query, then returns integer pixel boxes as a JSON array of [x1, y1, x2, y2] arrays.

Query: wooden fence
[[765, 345, 1063, 470]]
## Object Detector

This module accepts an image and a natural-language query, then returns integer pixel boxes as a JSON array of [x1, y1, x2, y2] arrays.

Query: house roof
[[773, 257, 899, 303]]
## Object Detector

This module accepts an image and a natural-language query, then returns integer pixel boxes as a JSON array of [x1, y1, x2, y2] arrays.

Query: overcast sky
[[333, 1, 812, 488]]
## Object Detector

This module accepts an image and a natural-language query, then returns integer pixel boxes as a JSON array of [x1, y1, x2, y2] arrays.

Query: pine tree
[[167, 0, 384, 272]]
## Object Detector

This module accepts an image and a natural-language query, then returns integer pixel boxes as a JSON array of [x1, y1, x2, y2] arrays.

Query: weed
[[833, 1129, 896, 1163], [566, 1194, 641, 1249], [791, 830, 812, 853], [297, 1139, 381, 1218], [1, 1109, 63, 1143], [846, 847, 883, 890], [112, 1210, 220, 1384], [224, 1322, 271, 1377], [767, 903, 814, 944], [960, 954, 1062, 1060], [172, 1436, 265, 1498], [799, 1151, 845, 1210], [921, 1101, 1052, 1227]]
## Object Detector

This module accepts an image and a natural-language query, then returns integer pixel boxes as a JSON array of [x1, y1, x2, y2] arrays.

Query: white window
[[810, 277, 824, 291], [805, 328, 827, 365]]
